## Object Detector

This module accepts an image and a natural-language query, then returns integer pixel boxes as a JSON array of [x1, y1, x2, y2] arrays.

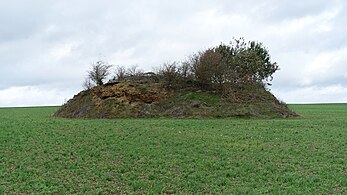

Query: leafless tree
[[87, 61, 112, 86], [127, 65, 143, 77], [157, 62, 182, 89], [114, 65, 127, 81], [83, 77, 94, 90]]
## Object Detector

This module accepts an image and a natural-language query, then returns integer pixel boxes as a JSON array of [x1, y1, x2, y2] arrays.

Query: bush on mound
[[54, 38, 298, 119]]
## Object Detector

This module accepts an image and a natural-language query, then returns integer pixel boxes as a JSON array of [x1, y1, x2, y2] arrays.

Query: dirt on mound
[[54, 81, 298, 119]]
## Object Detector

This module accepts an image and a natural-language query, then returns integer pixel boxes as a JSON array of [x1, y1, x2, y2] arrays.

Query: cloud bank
[[0, 0, 346, 106]]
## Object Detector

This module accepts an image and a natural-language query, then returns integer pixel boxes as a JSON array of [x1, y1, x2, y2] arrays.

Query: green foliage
[[189, 38, 279, 89], [91, 38, 278, 94], [141, 38, 279, 94], [1, 105, 346, 193], [190, 48, 224, 87]]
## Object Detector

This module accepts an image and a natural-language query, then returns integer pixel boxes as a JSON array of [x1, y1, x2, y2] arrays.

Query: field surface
[[0, 104, 346, 194]]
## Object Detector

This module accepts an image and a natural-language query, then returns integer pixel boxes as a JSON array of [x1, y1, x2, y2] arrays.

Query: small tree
[[83, 77, 95, 90], [114, 65, 127, 81], [191, 49, 224, 88], [158, 62, 181, 89], [87, 61, 112, 86], [179, 61, 194, 80], [127, 65, 143, 77], [227, 38, 279, 84]]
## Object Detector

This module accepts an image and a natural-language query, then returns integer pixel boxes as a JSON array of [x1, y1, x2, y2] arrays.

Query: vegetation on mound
[[54, 81, 297, 118], [55, 38, 297, 118]]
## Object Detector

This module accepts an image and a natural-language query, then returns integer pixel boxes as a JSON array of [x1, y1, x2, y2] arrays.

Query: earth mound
[[54, 81, 298, 119]]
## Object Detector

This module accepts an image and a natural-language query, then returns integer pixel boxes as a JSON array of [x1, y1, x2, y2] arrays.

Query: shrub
[[157, 62, 182, 89], [182, 38, 279, 91], [83, 38, 279, 94], [87, 61, 112, 86]]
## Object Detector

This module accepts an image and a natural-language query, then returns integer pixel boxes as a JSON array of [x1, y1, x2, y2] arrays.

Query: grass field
[[0, 104, 346, 194]]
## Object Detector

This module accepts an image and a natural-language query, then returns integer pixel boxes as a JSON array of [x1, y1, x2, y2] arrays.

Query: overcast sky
[[1, 0, 346, 107]]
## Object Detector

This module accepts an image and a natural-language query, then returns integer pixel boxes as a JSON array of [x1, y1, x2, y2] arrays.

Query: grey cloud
[[273, 84, 347, 103], [0, 1, 52, 43], [0, 0, 346, 105], [267, 0, 339, 21]]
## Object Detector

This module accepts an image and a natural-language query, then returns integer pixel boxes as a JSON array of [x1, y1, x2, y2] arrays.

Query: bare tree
[[127, 65, 143, 77], [114, 65, 127, 81], [83, 77, 94, 90], [158, 62, 181, 88], [87, 61, 112, 86]]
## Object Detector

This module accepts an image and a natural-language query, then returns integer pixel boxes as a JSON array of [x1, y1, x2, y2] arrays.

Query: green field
[[0, 104, 346, 194]]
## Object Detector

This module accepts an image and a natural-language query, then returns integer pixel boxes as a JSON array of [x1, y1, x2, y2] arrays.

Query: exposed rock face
[[54, 81, 298, 119], [55, 82, 170, 118], [92, 82, 170, 103]]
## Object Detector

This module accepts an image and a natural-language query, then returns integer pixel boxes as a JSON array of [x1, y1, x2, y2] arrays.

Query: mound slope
[[54, 81, 297, 119]]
